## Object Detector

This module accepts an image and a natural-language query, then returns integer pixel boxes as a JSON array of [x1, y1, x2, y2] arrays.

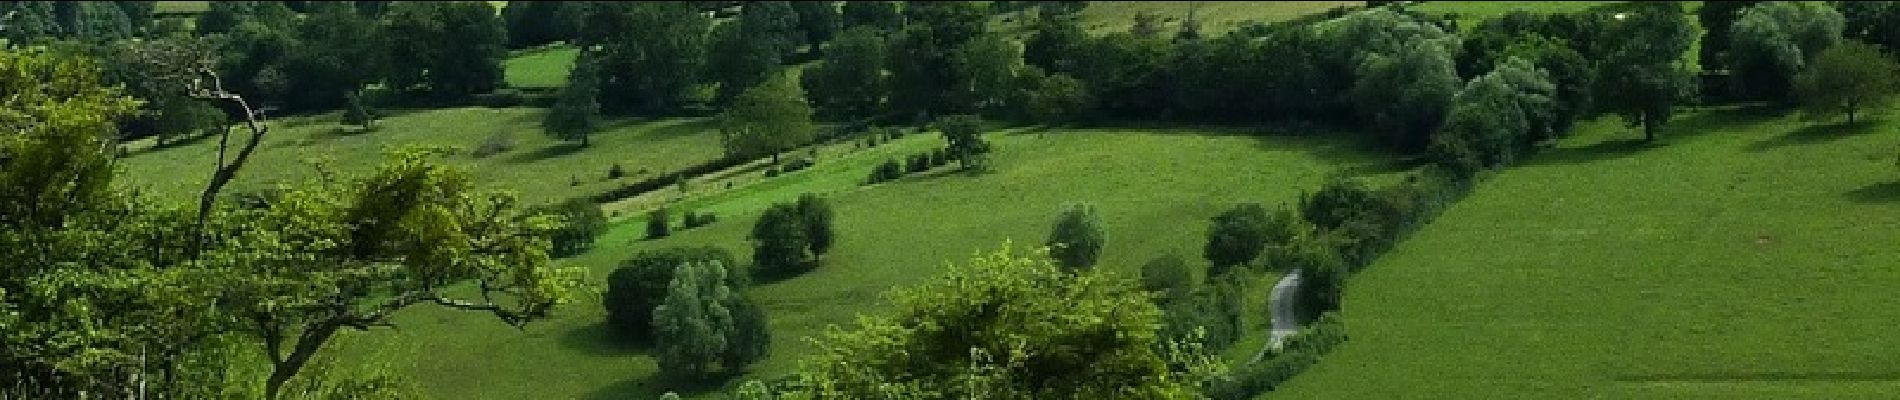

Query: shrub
[[905, 153, 929, 173], [1159, 276, 1243, 351], [794, 194, 835, 257], [646, 208, 671, 239], [532, 199, 607, 258], [1205, 313, 1347, 399], [472, 131, 516, 158], [1140, 253, 1195, 302], [1204, 204, 1271, 277], [608, 164, 627, 180], [603, 247, 740, 340], [866, 158, 903, 184], [682, 210, 717, 229], [1044, 202, 1106, 272], [749, 203, 812, 278], [930, 147, 949, 167], [765, 166, 781, 178]]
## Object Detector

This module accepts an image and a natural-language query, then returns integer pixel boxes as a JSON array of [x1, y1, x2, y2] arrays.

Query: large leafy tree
[[707, 18, 785, 106], [544, 50, 603, 146], [1203, 203, 1270, 276], [281, 1, 383, 110], [603, 247, 741, 340], [935, 114, 988, 170], [719, 71, 815, 162], [791, 1, 842, 49], [780, 244, 1220, 398], [651, 260, 769, 378], [886, 1, 989, 118], [380, 1, 506, 99], [953, 32, 1027, 118], [1838, 2, 1900, 55], [1698, 0, 1762, 72], [1793, 39, 1900, 124], [502, 1, 585, 49], [1594, 1, 1697, 142], [581, 1, 710, 114], [748, 202, 813, 278], [1727, 1, 1844, 101], [841, 1, 903, 32], [1430, 57, 1558, 174], [741, 1, 804, 59], [802, 27, 888, 120]]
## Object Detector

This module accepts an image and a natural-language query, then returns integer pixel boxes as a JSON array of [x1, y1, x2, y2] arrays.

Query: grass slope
[[1069, 1, 1362, 34], [505, 46, 580, 89], [1274, 105, 1900, 398], [117, 107, 726, 206], [329, 126, 1403, 399]]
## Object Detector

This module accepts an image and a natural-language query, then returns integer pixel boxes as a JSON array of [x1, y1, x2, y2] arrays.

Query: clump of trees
[[1593, 1, 1697, 142], [530, 198, 608, 258], [749, 194, 835, 279], [604, 247, 742, 340], [1727, 1, 1844, 101], [1045, 202, 1106, 271], [651, 260, 770, 378]]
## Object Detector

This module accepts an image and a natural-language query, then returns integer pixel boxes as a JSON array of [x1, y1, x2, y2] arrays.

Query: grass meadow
[[311, 126, 1406, 399], [1274, 104, 1900, 398], [504, 45, 580, 89]]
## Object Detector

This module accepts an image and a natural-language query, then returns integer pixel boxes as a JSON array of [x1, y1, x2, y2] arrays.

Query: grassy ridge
[[1273, 105, 1900, 398], [117, 107, 726, 206], [328, 127, 1404, 399]]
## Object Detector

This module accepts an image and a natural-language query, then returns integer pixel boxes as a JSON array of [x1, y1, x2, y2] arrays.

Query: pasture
[[324, 126, 1406, 399], [1274, 105, 1900, 398]]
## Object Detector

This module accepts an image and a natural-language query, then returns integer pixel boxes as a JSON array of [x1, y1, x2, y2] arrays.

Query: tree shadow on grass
[[1745, 120, 1879, 152], [578, 368, 738, 400], [1520, 138, 1656, 166], [556, 321, 648, 357], [1845, 181, 1900, 204], [508, 142, 587, 164]]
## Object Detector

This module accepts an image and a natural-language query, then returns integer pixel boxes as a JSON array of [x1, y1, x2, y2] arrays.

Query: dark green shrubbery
[[530, 198, 607, 258], [749, 194, 836, 279], [646, 207, 671, 239], [1206, 312, 1348, 399], [865, 158, 904, 184], [602, 247, 741, 340], [681, 210, 717, 229]]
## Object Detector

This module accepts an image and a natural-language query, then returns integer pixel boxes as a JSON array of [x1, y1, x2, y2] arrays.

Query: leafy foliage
[[778, 244, 1221, 399], [581, 2, 710, 114], [1593, 1, 1697, 141], [544, 51, 602, 146], [1204, 204, 1270, 276], [1045, 202, 1107, 271], [604, 247, 740, 340], [652, 260, 769, 378], [720, 71, 816, 160], [1794, 39, 1900, 124], [802, 27, 888, 120], [1727, 1, 1844, 101]]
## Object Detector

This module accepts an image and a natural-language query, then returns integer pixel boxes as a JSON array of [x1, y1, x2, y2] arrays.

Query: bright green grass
[[504, 46, 580, 89], [1408, 1, 1622, 21], [1073, 1, 1363, 34], [328, 126, 1406, 399], [1273, 104, 1900, 398], [116, 107, 726, 206]]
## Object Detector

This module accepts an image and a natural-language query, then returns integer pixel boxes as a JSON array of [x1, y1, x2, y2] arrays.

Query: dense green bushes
[[603, 247, 741, 340], [529, 199, 607, 258], [749, 194, 836, 279], [1205, 313, 1348, 399], [1045, 202, 1106, 271], [652, 260, 770, 378]]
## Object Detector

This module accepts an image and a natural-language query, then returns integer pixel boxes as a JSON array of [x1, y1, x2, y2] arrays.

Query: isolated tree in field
[[1204, 204, 1271, 277], [342, 90, 375, 130], [1595, 1, 1697, 142], [648, 207, 671, 239], [603, 247, 740, 339], [709, 17, 786, 106], [545, 51, 602, 146], [1727, 1, 1844, 101], [720, 71, 816, 162], [1794, 40, 1900, 124], [580, 2, 709, 114], [802, 27, 889, 119], [936, 114, 988, 170], [780, 244, 1220, 398], [795, 194, 836, 257], [652, 260, 770, 378], [1046, 202, 1107, 271], [750, 203, 813, 277]]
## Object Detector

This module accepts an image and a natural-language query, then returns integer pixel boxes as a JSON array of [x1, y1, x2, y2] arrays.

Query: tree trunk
[[1642, 111, 1656, 142], [1849, 108, 1857, 125], [264, 322, 342, 399]]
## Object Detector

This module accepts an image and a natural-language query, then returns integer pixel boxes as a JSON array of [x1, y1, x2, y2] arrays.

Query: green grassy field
[[1273, 104, 1900, 398], [117, 107, 726, 207], [1070, 1, 1363, 34], [504, 46, 581, 89], [324, 126, 1405, 399]]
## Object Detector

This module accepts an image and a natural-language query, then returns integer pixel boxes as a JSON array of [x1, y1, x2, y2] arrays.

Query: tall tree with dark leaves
[[545, 50, 603, 146], [1594, 1, 1697, 142], [887, 1, 988, 119], [707, 18, 784, 106], [741, 1, 803, 60], [802, 26, 888, 120], [581, 2, 710, 114], [792, 1, 841, 50], [841, 1, 903, 32]]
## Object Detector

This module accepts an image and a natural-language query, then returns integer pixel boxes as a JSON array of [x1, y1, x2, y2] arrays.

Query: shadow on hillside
[[1845, 182, 1900, 204], [1520, 138, 1655, 166], [557, 322, 647, 357], [578, 370, 732, 400], [1745, 120, 1878, 152], [508, 142, 587, 163]]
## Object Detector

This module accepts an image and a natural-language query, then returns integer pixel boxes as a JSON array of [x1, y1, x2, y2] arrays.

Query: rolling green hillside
[[1275, 105, 1900, 398]]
